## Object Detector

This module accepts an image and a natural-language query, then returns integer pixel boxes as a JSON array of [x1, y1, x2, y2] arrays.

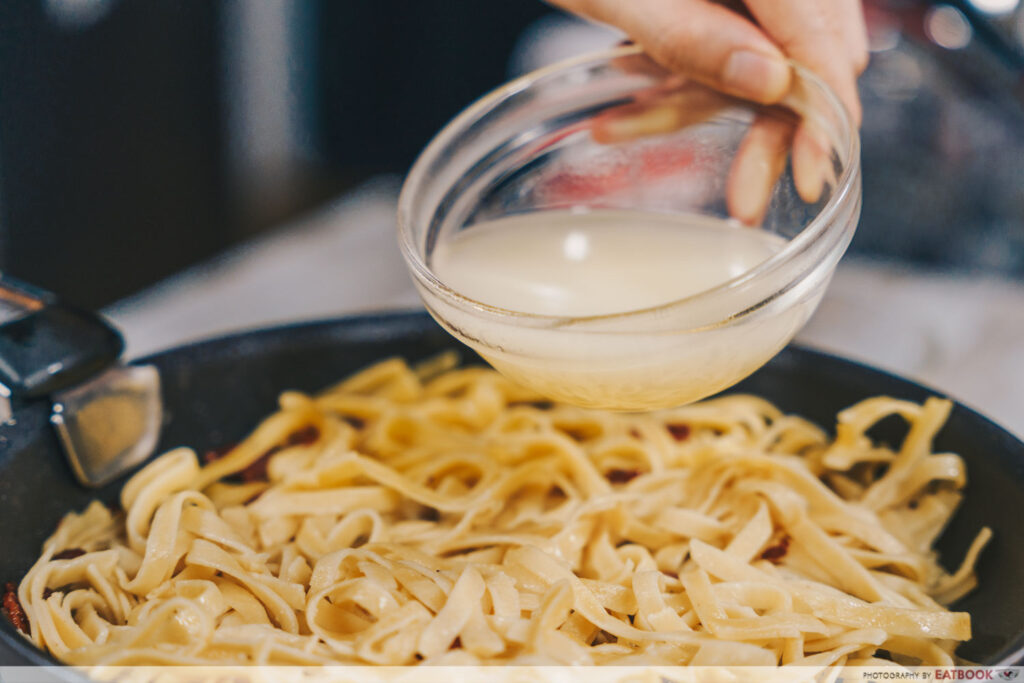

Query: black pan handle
[[0, 276, 123, 400]]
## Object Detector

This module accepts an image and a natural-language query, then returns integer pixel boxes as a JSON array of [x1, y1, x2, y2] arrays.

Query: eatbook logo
[[1000, 670, 1020, 680]]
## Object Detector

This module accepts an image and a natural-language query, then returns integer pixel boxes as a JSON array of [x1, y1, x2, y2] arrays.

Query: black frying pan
[[1, 311, 1022, 666]]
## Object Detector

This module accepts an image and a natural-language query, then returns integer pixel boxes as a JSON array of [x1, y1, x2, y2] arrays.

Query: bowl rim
[[397, 45, 861, 329]]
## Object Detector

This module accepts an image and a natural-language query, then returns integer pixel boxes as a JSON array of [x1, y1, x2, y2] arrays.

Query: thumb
[[560, 0, 792, 104]]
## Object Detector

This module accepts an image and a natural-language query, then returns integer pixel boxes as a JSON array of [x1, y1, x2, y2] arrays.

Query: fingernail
[[593, 103, 681, 143], [729, 156, 773, 226], [722, 51, 791, 103], [729, 141, 780, 226], [794, 124, 831, 204]]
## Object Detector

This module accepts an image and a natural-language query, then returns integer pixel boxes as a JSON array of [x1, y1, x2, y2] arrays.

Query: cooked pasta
[[13, 355, 988, 667]]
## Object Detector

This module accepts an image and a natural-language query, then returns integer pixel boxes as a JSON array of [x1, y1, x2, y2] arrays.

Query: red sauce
[[667, 424, 691, 441], [607, 468, 641, 484], [2, 582, 28, 634], [760, 536, 790, 562], [202, 443, 236, 464], [205, 426, 321, 483]]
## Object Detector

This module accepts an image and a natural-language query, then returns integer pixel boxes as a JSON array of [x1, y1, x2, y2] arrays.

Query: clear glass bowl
[[398, 46, 861, 410]]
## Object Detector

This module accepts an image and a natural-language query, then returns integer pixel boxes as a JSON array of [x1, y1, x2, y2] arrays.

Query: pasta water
[[433, 211, 782, 317], [425, 210, 826, 410]]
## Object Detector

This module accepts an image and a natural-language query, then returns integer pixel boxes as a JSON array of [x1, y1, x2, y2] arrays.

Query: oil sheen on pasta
[[427, 210, 814, 410]]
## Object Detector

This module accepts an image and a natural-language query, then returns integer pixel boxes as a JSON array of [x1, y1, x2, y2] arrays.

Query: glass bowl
[[398, 46, 861, 411]]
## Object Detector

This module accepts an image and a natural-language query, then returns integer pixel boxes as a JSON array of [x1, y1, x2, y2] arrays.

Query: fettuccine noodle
[[15, 355, 988, 667]]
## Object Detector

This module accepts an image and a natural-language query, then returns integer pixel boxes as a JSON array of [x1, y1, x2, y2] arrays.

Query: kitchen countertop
[[104, 177, 1024, 438]]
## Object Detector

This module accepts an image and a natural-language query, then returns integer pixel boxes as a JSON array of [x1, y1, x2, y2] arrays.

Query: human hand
[[551, 0, 866, 121], [550, 0, 868, 223]]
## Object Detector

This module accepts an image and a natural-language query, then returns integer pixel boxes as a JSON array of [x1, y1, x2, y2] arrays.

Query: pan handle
[[0, 276, 123, 401]]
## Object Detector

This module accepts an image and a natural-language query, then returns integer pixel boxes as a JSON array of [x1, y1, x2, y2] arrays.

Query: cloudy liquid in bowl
[[431, 210, 783, 317], [424, 209, 818, 410]]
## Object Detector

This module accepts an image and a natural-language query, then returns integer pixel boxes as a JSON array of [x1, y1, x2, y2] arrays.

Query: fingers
[[551, 0, 861, 222], [726, 113, 835, 225], [555, 0, 793, 104], [839, 0, 870, 75], [726, 115, 795, 225], [738, 0, 859, 206], [743, 0, 864, 124], [590, 84, 734, 144], [791, 120, 833, 204]]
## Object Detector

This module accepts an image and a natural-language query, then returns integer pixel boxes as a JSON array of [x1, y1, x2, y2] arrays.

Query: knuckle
[[653, 20, 704, 73], [852, 48, 870, 75]]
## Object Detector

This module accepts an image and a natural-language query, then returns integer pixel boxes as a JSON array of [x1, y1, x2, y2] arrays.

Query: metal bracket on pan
[[0, 276, 163, 487]]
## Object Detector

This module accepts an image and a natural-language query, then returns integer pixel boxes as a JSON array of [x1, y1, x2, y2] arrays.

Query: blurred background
[[0, 0, 1021, 430]]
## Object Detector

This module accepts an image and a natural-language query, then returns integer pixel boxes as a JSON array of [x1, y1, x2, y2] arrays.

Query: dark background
[[0, 0, 1021, 309], [0, 1, 227, 308], [0, 0, 550, 309]]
